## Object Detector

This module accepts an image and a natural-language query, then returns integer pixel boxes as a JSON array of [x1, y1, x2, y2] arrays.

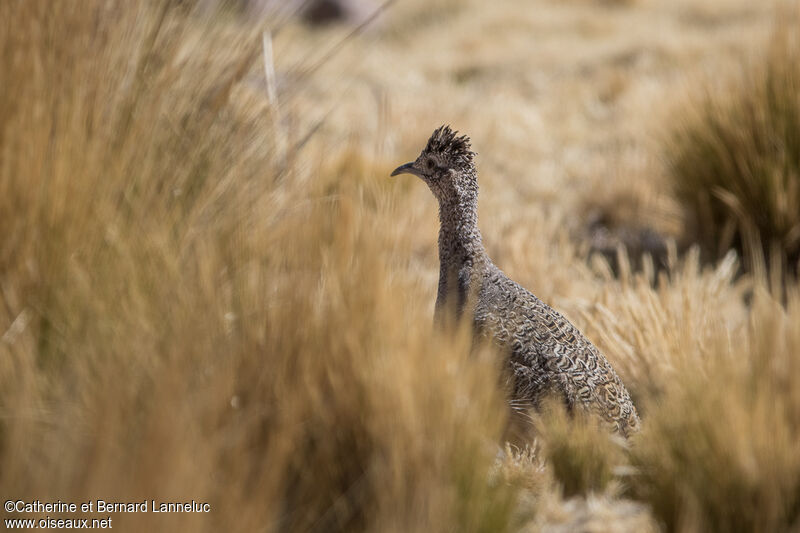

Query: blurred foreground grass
[[1, 1, 800, 532]]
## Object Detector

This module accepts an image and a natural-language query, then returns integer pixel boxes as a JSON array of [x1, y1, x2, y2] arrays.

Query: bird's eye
[[425, 158, 436, 171]]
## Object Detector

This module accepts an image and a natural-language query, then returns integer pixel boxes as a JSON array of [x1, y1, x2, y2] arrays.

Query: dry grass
[[666, 15, 800, 276], [2, 1, 800, 532], [630, 289, 800, 532], [535, 399, 629, 499], [0, 3, 518, 531]]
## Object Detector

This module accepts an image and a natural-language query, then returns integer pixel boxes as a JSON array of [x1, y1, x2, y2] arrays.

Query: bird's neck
[[436, 191, 487, 316]]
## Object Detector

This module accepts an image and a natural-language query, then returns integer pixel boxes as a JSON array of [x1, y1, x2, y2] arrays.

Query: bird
[[391, 125, 640, 437]]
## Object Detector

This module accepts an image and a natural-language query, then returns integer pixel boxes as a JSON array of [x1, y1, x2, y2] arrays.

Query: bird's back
[[474, 263, 640, 437]]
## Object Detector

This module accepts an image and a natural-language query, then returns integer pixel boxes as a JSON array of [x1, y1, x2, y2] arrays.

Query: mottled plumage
[[391, 125, 640, 437]]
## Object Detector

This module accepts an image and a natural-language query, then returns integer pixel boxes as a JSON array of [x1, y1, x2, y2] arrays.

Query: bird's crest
[[424, 125, 476, 166]]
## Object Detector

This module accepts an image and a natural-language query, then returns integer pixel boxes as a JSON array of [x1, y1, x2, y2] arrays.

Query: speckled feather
[[396, 125, 640, 437]]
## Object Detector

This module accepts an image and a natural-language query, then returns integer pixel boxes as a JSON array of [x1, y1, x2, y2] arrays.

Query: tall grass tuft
[[630, 288, 800, 532], [536, 399, 629, 499], [0, 2, 519, 531], [665, 21, 800, 276]]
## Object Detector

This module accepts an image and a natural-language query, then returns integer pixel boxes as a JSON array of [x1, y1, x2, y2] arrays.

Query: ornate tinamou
[[392, 126, 640, 437]]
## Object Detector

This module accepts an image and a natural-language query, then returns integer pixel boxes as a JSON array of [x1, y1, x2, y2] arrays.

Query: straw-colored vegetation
[[1, 1, 798, 532], [666, 21, 800, 277]]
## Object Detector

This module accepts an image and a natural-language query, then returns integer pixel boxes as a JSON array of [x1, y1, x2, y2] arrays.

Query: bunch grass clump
[[578, 248, 800, 531], [536, 400, 630, 499], [630, 289, 800, 532], [666, 22, 800, 276], [0, 2, 520, 532]]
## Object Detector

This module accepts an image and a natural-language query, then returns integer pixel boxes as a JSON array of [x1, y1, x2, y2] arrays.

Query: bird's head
[[391, 125, 477, 202]]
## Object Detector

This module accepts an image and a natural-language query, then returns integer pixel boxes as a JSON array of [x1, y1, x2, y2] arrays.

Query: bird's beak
[[390, 162, 422, 178]]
